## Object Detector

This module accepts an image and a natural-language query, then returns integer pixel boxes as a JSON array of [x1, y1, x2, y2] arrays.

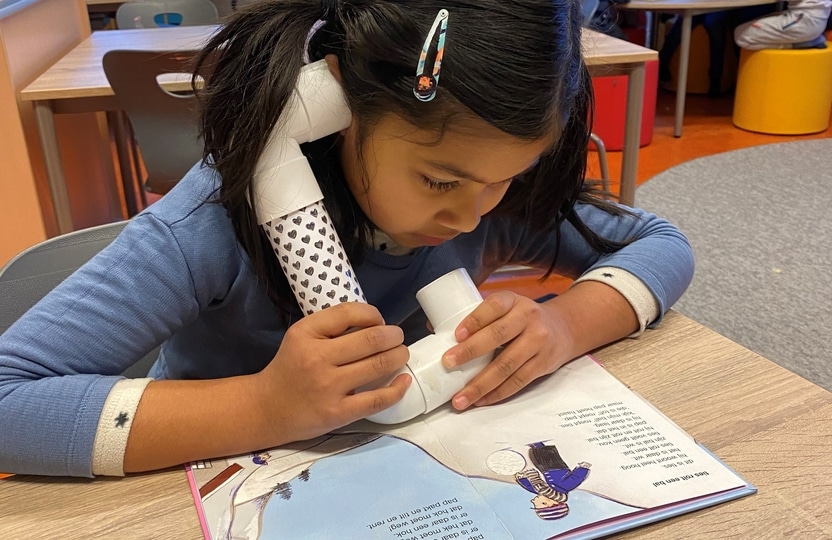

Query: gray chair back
[[116, 0, 219, 28], [103, 49, 212, 195], [0, 222, 159, 378], [580, 0, 601, 25]]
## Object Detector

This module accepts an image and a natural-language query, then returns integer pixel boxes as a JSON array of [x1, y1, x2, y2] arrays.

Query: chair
[[116, 0, 219, 28], [580, 0, 612, 196], [103, 49, 212, 208], [581, 0, 600, 24], [588, 133, 610, 193], [0, 222, 159, 379]]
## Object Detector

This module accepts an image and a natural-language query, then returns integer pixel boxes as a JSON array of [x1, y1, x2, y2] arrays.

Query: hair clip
[[413, 9, 449, 102]]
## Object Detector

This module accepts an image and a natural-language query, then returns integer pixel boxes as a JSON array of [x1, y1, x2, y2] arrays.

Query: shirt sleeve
[[0, 214, 202, 477], [507, 201, 695, 326], [572, 266, 660, 335]]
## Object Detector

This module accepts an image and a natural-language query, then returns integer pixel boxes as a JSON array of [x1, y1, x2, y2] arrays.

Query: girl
[[0, 0, 693, 477]]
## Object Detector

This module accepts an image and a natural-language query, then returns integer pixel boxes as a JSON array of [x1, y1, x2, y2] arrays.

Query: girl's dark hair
[[195, 0, 627, 312]]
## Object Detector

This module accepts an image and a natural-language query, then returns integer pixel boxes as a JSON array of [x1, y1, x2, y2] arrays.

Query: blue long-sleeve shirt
[[0, 164, 693, 476]]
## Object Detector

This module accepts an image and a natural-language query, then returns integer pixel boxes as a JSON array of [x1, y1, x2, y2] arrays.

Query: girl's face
[[340, 114, 555, 249]]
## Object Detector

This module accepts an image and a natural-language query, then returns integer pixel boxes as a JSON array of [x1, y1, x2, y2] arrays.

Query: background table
[[621, 0, 779, 137], [85, 0, 130, 12], [1, 311, 830, 538], [19, 26, 654, 235], [582, 31, 656, 206], [19, 25, 217, 234]]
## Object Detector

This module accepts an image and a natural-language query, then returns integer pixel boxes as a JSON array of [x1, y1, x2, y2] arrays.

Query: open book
[[185, 356, 755, 539]]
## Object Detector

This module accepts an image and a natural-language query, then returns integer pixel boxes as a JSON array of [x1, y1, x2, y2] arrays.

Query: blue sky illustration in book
[[200, 434, 639, 539], [258, 436, 638, 539]]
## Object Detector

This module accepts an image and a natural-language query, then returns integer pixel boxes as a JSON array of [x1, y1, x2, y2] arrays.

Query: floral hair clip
[[413, 9, 449, 102]]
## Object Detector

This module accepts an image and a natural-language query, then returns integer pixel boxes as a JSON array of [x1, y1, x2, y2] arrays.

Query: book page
[[186, 356, 749, 540], [417, 356, 746, 507]]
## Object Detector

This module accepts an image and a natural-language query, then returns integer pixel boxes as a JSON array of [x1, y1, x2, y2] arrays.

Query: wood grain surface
[[2, 311, 830, 539]]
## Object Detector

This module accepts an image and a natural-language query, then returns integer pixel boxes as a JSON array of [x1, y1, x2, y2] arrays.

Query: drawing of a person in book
[[514, 442, 592, 520], [251, 452, 271, 466]]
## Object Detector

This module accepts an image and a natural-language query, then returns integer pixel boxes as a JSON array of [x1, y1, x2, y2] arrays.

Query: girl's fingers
[[327, 324, 405, 366], [474, 355, 544, 407], [443, 311, 522, 368], [299, 302, 405, 366], [451, 338, 532, 409], [337, 344, 411, 389], [454, 291, 516, 341], [302, 302, 387, 338], [343, 372, 413, 419]]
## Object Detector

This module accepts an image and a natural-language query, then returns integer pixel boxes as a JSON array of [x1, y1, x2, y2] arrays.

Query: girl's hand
[[441, 290, 576, 410], [254, 302, 411, 443]]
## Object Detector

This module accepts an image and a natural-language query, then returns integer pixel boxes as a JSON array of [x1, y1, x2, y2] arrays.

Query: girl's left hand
[[441, 290, 576, 410]]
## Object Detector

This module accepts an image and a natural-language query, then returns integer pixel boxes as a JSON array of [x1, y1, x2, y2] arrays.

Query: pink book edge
[[185, 464, 212, 540]]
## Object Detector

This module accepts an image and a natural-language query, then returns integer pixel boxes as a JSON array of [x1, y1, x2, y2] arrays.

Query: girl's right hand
[[253, 302, 411, 443]]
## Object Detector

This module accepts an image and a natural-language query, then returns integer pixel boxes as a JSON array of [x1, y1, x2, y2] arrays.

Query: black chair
[[0, 222, 158, 378], [103, 49, 214, 212]]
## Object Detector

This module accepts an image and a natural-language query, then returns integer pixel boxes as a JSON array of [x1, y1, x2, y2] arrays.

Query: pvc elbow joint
[[365, 269, 494, 424], [251, 60, 352, 225]]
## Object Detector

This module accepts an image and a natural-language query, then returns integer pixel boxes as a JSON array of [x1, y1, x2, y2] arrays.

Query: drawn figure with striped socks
[[514, 442, 592, 520]]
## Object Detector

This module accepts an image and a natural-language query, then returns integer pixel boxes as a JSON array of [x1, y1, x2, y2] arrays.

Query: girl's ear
[[324, 54, 342, 83]]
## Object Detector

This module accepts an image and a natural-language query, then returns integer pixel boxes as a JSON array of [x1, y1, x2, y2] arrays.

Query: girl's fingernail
[[454, 395, 469, 410], [443, 352, 457, 368], [456, 327, 469, 341]]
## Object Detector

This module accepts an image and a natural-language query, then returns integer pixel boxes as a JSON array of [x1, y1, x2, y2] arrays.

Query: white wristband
[[91, 378, 152, 476], [572, 267, 659, 336]]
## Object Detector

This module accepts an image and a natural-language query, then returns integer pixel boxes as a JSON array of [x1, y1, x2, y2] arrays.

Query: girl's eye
[[489, 177, 515, 189], [420, 175, 459, 192]]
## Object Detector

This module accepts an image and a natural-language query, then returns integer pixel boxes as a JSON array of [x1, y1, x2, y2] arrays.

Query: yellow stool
[[733, 45, 832, 135]]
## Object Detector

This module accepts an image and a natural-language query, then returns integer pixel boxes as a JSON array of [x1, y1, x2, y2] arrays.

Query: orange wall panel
[[0, 0, 121, 267]]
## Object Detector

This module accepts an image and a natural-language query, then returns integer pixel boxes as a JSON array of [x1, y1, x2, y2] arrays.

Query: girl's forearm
[[542, 280, 639, 360], [123, 375, 281, 473]]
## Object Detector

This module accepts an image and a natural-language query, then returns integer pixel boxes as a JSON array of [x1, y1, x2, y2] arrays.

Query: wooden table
[[582, 31, 656, 207], [621, 0, 778, 137], [19, 25, 218, 234], [19, 26, 652, 234], [1, 310, 830, 538], [85, 0, 129, 12]]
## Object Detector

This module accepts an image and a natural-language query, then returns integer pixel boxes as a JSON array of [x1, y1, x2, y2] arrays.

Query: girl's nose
[[439, 193, 484, 234]]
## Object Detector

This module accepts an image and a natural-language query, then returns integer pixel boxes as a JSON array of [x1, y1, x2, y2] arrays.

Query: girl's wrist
[[244, 371, 299, 449], [540, 281, 638, 358]]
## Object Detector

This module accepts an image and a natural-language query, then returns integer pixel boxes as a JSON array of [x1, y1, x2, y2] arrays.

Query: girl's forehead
[[408, 127, 553, 183], [374, 114, 556, 169]]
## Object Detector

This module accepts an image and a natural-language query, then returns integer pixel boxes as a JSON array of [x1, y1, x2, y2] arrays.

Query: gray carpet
[[636, 139, 832, 391]]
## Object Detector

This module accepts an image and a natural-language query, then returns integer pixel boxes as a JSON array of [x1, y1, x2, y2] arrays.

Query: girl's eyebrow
[[425, 159, 541, 184]]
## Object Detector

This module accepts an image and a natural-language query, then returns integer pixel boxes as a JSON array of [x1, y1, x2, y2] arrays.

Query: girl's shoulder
[[143, 162, 225, 228], [129, 163, 250, 277]]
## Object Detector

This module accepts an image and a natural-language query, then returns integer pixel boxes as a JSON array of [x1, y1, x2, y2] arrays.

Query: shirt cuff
[[91, 378, 153, 476], [571, 267, 660, 337]]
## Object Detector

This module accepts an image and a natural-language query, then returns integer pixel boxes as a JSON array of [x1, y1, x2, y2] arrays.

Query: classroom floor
[[597, 88, 832, 193]]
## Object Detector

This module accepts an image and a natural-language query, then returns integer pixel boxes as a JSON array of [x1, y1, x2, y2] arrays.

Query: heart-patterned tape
[[264, 200, 366, 315]]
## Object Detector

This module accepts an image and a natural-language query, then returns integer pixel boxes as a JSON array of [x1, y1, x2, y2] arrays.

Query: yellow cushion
[[733, 45, 832, 135]]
